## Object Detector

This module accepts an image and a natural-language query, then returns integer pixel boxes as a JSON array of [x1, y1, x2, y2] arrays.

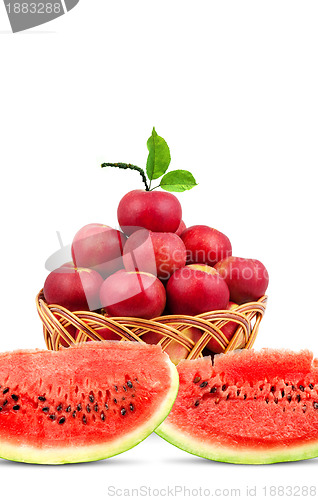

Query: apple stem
[[101, 163, 150, 191]]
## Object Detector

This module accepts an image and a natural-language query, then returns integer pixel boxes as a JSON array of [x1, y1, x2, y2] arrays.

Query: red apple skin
[[175, 220, 186, 237], [99, 270, 166, 319], [166, 264, 230, 316], [142, 328, 202, 365], [123, 229, 187, 281], [215, 256, 269, 305], [71, 224, 127, 278], [181, 225, 232, 267], [43, 267, 104, 312], [206, 301, 239, 353], [75, 325, 119, 343], [117, 190, 182, 236]]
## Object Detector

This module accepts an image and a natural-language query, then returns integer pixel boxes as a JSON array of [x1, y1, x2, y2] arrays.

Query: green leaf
[[160, 170, 198, 192], [146, 127, 171, 181]]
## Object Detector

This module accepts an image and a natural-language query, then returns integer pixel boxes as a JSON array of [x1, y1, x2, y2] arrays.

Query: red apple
[[215, 256, 269, 304], [142, 328, 202, 365], [175, 220, 186, 237], [71, 223, 127, 278], [206, 301, 240, 353], [181, 225, 232, 266], [99, 270, 166, 319], [166, 264, 230, 316], [43, 266, 104, 312], [117, 190, 182, 236], [123, 229, 187, 281], [75, 324, 119, 343]]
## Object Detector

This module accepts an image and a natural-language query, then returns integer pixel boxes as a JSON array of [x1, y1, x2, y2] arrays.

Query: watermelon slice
[[0, 342, 178, 464], [156, 348, 318, 464]]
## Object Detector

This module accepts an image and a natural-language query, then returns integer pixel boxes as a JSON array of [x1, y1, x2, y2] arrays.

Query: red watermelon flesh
[[0, 342, 178, 464], [156, 348, 318, 464]]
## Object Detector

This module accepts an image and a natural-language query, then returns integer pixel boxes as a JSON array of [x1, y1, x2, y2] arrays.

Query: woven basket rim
[[36, 290, 267, 358]]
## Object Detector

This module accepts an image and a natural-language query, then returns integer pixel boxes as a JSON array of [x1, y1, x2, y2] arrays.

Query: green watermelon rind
[[0, 358, 179, 465], [156, 421, 318, 464]]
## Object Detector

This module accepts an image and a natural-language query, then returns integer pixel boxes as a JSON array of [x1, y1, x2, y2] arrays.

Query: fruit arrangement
[[1, 129, 318, 466], [39, 128, 269, 360]]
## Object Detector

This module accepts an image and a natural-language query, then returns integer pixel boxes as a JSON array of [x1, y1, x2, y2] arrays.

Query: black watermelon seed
[[86, 405, 91, 413], [42, 407, 49, 413], [101, 411, 105, 421], [265, 398, 269, 404], [56, 404, 62, 412], [38, 396, 46, 402], [222, 384, 227, 391], [89, 394, 94, 403], [122, 397, 126, 401], [287, 394, 292, 402], [3, 388, 9, 395], [210, 387, 217, 393], [281, 390, 285, 398], [49, 414, 56, 421], [296, 395, 301, 403], [72, 411, 76, 418], [114, 385, 118, 392], [113, 398, 117, 404], [199, 381, 208, 388], [58, 417, 65, 425], [237, 390, 241, 396], [244, 394, 247, 400], [0, 407, 2, 411], [94, 404, 98, 412], [82, 415, 87, 425], [271, 386, 275, 392], [13, 405, 20, 411], [127, 381, 133, 389], [313, 402, 318, 410], [132, 394, 135, 398], [121, 408, 126, 416], [66, 406, 71, 413], [303, 405, 307, 413], [123, 386, 127, 392], [129, 403, 134, 412], [299, 385, 305, 392], [105, 403, 109, 410], [3, 400, 8, 406], [274, 398, 278, 404], [309, 384, 314, 390], [11, 394, 19, 402], [292, 385, 296, 390], [226, 394, 230, 400], [194, 400, 200, 407], [77, 404, 82, 411]]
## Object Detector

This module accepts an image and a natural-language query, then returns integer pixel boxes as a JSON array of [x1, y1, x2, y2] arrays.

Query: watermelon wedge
[[156, 348, 318, 464], [0, 342, 178, 464]]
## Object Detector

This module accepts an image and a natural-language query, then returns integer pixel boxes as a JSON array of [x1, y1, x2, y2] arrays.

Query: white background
[[1, 0, 318, 497]]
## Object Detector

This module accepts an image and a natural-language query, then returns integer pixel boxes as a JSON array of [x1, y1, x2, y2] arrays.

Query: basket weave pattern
[[36, 290, 267, 358]]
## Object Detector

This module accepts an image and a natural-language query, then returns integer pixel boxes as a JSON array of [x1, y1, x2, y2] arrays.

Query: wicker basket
[[36, 290, 267, 359]]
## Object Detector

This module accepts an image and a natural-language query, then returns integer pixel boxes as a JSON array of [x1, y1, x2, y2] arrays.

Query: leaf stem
[[149, 184, 160, 191], [101, 163, 150, 191]]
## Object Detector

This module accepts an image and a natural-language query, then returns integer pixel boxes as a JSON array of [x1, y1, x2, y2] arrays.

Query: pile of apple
[[43, 189, 269, 363]]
